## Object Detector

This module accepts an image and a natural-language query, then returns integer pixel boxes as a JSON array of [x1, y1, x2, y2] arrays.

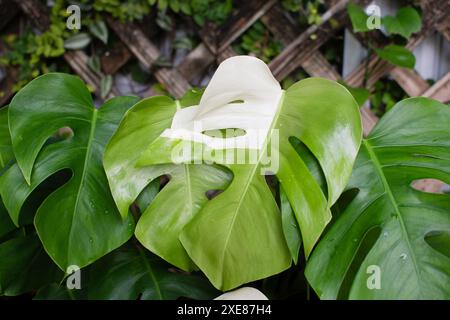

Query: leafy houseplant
[[344, 3, 423, 113], [0, 55, 448, 299]]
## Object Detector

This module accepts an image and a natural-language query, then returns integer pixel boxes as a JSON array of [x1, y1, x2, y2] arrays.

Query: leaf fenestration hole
[[337, 225, 381, 300], [202, 128, 247, 138], [410, 179, 447, 194], [205, 189, 224, 200], [52, 127, 74, 140], [425, 230, 450, 258], [331, 188, 359, 219], [19, 168, 73, 225], [288, 136, 328, 199]]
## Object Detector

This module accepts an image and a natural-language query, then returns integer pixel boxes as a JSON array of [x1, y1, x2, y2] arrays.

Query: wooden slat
[[268, 0, 372, 80], [260, 4, 298, 44], [101, 41, 132, 75], [435, 14, 450, 42], [216, 0, 277, 53], [177, 43, 215, 82], [360, 106, 379, 137], [13, 0, 49, 27], [261, 4, 340, 80], [269, 0, 346, 79], [106, 17, 160, 69], [0, 0, 19, 30], [171, 0, 280, 87], [390, 68, 430, 97], [106, 17, 191, 98], [423, 71, 450, 102], [63, 50, 118, 98]]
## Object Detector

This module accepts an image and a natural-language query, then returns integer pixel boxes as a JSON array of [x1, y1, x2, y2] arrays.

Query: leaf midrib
[[363, 139, 422, 291], [137, 245, 163, 299], [219, 91, 286, 275], [67, 108, 98, 268]]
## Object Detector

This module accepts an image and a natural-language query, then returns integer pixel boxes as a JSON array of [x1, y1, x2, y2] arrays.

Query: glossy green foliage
[[105, 78, 362, 290], [34, 243, 217, 300], [306, 98, 450, 299], [0, 234, 62, 296], [383, 7, 421, 39], [0, 73, 138, 271], [104, 96, 232, 272], [88, 243, 219, 299], [347, 2, 371, 32], [375, 45, 416, 69], [0, 107, 15, 237]]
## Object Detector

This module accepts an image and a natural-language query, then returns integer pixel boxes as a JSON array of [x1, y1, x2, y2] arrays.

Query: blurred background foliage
[[0, 0, 446, 117]]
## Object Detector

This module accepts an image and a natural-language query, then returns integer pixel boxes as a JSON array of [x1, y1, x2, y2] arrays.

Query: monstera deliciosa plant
[[0, 56, 448, 300]]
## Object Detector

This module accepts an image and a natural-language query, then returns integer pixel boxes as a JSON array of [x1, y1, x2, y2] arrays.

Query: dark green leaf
[[179, 88, 205, 108], [0, 73, 139, 271], [0, 107, 15, 238], [306, 97, 450, 299], [87, 243, 219, 300], [0, 234, 62, 296], [375, 45, 416, 69], [383, 7, 421, 39], [340, 82, 370, 107], [280, 185, 301, 264], [347, 3, 370, 32]]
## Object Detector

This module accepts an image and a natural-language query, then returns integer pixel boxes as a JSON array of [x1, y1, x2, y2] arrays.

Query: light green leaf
[[108, 56, 362, 290], [64, 32, 92, 50], [383, 7, 421, 39], [104, 96, 231, 271], [347, 3, 370, 32], [0, 73, 138, 271], [89, 20, 109, 44], [375, 45, 416, 69], [306, 97, 450, 299]]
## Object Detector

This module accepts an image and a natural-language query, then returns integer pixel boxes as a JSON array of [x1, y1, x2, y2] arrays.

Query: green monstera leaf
[[36, 243, 218, 300], [0, 234, 62, 296], [306, 97, 450, 299], [105, 56, 362, 290], [0, 107, 16, 238], [88, 243, 219, 300], [0, 73, 139, 271], [104, 95, 232, 271]]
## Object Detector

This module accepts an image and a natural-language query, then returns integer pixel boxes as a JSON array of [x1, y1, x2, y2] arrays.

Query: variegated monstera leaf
[[104, 56, 362, 290]]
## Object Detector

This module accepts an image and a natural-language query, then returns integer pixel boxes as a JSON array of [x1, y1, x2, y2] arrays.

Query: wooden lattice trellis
[[3, 0, 449, 129], [1, 0, 450, 190]]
